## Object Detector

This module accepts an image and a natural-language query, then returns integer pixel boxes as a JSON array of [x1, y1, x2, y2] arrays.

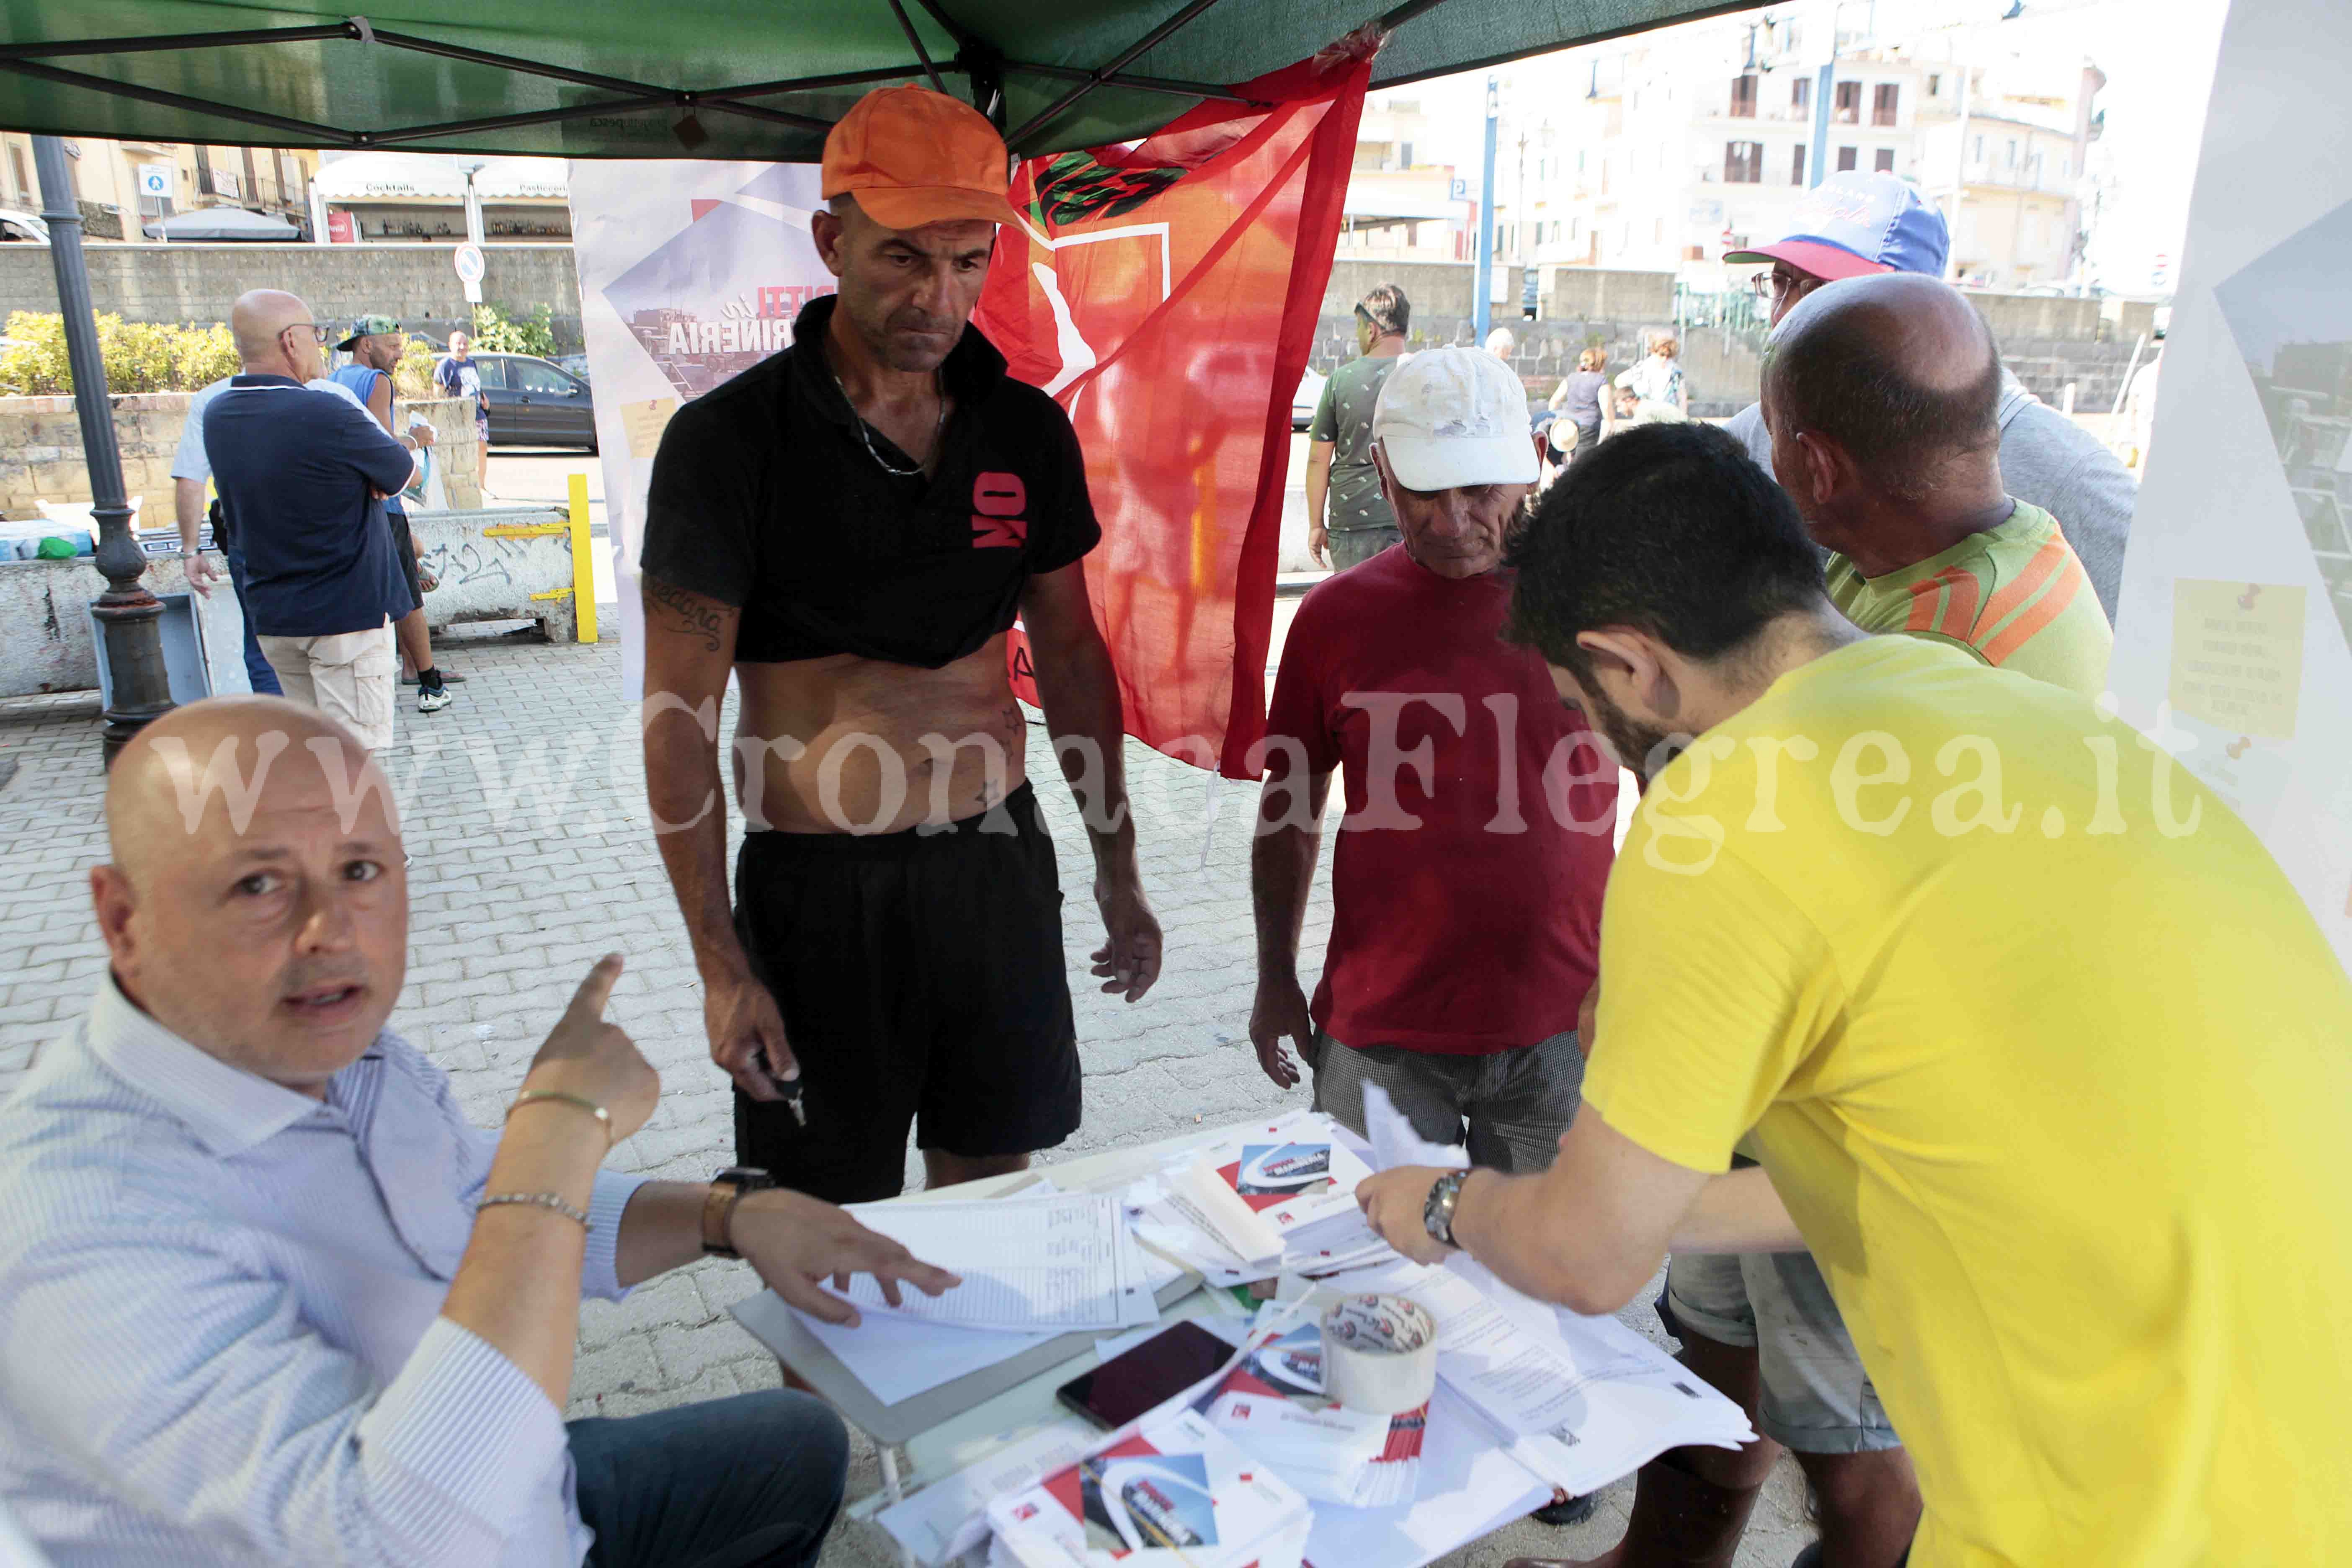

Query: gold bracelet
[[477, 1191, 591, 1229], [506, 1089, 612, 1147]]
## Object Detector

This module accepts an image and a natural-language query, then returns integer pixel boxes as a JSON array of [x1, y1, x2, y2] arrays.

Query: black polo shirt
[[638, 294, 1100, 668], [205, 375, 416, 638]]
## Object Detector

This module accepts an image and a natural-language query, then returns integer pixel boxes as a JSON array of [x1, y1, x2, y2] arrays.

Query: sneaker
[[418, 681, 456, 713]]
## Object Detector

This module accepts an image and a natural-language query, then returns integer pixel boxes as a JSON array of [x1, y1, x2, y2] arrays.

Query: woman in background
[[1547, 347, 1612, 460], [1614, 330, 1688, 418]]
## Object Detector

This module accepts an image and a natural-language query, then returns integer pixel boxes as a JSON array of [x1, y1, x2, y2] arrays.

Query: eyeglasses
[[282, 322, 332, 345], [1749, 269, 1818, 304]]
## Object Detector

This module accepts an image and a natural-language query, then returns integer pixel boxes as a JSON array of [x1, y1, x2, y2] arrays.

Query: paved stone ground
[[0, 621, 1813, 1566]]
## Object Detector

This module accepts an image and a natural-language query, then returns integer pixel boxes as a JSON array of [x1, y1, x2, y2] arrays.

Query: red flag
[[977, 42, 1373, 779]]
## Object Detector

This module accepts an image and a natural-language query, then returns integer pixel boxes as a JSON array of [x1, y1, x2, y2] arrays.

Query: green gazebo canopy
[[0, 0, 1765, 160]]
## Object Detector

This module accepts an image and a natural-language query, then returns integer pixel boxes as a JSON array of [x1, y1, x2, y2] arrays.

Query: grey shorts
[[1326, 526, 1402, 572], [1308, 1029, 1583, 1175], [1663, 1249, 1902, 1455]]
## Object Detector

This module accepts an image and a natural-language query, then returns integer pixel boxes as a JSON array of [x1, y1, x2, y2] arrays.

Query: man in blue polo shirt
[[207, 290, 417, 751]]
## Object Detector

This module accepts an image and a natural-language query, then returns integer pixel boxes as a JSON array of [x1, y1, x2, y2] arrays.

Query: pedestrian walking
[[435, 329, 490, 459], [334, 314, 462, 713], [1306, 284, 1412, 571]]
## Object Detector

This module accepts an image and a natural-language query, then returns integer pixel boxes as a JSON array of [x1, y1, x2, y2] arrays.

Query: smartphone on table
[[1056, 1321, 1233, 1430]]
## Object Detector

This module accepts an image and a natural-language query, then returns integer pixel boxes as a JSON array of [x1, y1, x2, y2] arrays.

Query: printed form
[[842, 1195, 1147, 1333]]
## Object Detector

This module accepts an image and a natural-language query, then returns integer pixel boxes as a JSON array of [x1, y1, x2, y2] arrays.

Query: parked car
[[468, 352, 597, 451], [554, 353, 592, 383], [1292, 366, 1326, 431], [0, 209, 50, 243]]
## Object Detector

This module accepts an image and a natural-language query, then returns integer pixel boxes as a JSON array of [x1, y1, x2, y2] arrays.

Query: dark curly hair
[[1503, 422, 1828, 683]]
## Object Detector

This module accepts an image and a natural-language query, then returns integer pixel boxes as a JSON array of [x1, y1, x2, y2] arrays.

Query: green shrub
[[470, 302, 557, 358], [0, 310, 239, 395], [392, 335, 441, 402]]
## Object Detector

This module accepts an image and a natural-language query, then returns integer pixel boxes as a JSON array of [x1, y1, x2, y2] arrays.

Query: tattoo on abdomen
[[646, 577, 726, 653]]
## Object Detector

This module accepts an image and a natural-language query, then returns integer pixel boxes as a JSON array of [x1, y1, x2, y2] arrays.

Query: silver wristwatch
[[1422, 1169, 1471, 1249]]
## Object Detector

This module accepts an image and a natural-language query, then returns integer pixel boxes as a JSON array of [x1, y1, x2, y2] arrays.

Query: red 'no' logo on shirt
[[971, 472, 1028, 548]]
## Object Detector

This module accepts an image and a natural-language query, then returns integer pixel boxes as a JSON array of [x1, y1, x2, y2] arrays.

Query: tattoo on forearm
[[645, 577, 726, 654]]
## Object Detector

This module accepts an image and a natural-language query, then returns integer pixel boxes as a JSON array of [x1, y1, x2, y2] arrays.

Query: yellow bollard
[[567, 471, 598, 644]]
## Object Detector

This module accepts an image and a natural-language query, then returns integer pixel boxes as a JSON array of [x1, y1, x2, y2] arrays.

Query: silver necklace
[[831, 366, 945, 478]]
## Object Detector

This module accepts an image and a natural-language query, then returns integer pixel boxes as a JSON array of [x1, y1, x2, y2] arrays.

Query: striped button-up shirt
[[0, 978, 647, 1567]]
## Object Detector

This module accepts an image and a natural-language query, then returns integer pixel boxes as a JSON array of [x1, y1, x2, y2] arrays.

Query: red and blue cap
[[1724, 172, 1950, 281]]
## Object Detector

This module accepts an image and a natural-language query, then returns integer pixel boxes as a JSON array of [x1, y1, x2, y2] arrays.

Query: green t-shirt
[[1308, 354, 1400, 534], [1824, 500, 2113, 696]]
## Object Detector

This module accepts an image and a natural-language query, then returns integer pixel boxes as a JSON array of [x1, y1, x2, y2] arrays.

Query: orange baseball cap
[[822, 84, 1025, 232]]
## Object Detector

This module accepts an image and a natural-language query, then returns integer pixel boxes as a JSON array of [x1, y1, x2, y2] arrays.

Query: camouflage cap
[[334, 315, 403, 350]]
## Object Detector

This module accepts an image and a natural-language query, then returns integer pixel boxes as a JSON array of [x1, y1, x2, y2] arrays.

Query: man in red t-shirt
[[1248, 347, 1619, 1172]]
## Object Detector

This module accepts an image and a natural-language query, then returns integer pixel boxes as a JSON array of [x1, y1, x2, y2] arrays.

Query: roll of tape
[[1319, 1292, 1439, 1415]]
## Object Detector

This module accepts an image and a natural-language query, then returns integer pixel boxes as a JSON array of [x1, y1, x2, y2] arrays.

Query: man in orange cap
[[638, 85, 1161, 1203]]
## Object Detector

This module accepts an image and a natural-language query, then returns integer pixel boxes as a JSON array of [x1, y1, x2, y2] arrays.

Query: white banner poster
[[565, 161, 838, 697], [2109, 0, 2352, 972]]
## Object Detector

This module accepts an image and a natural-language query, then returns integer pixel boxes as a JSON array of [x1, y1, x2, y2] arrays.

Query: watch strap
[[1424, 1169, 1471, 1249], [701, 1166, 775, 1258]]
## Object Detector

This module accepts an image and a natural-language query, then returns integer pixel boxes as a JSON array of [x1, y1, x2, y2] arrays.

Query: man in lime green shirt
[[1763, 272, 2112, 698], [1354, 422, 2352, 1568]]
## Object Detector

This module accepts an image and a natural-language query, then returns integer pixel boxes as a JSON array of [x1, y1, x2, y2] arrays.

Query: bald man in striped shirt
[[1761, 271, 2113, 699]]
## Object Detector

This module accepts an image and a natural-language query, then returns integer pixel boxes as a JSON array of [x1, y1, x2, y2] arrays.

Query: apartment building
[[0, 132, 317, 239], [1336, 1, 2104, 295]]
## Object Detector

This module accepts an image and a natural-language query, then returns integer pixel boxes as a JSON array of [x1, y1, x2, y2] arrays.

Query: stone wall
[[1305, 312, 1762, 418], [1310, 260, 2141, 417], [1320, 260, 1680, 332], [1966, 290, 2102, 346], [0, 392, 484, 524], [1544, 267, 1677, 323], [0, 242, 584, 352]]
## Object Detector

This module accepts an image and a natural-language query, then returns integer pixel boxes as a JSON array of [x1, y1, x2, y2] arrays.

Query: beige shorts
[[258, 622, 397, 751]]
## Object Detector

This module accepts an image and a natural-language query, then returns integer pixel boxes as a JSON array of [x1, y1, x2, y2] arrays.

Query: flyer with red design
[[1166, 1114, 1372, 1265], [1200, 1315, 1426, 1507], [987, 1409, 1311, 1568]]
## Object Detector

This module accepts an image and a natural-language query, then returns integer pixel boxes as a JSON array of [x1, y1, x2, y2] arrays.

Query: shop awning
[[141, 203, 301, 239]]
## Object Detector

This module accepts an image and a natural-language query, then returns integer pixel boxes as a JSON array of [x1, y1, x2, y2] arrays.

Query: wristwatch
[[701, 1166, 776, 1259], [1422, 1169, 1471, 1251]]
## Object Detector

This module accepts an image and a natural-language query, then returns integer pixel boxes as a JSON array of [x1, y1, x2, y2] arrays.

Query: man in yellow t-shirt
[[1764, 272, 2113, 699], [1355, 421, 2352, 1568]]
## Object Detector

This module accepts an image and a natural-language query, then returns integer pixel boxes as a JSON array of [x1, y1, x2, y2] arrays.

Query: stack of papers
[[1157, 1114, 1375, 1271], [843, 1194, 1162, 1333], [988, 1408, 1314, 1568], [1197, 1309, 1427, 1507]]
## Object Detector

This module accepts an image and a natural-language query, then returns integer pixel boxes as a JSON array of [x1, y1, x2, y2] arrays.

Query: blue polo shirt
[[204, 375, 415, 638]]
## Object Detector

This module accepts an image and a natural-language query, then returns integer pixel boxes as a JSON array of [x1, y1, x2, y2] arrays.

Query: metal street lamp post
[[34, 134, 175, 763], [1473, 75, 1499, 342]]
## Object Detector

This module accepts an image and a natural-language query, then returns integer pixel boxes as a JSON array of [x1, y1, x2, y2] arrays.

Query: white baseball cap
[[1372, 347, 1539, 491]]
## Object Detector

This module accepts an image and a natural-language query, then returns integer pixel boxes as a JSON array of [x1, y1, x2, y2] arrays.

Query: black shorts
[[387, 508, 423, 616], [731, 782, 1081, 1202]]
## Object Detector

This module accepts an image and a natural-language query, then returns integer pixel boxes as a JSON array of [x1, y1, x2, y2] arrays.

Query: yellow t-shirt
[[1826, 500, 2113, 696], [1583, 635, 2352, 1568]]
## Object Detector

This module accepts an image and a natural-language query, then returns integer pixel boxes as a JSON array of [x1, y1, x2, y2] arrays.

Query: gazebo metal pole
[[34, 135, 174, 763]]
